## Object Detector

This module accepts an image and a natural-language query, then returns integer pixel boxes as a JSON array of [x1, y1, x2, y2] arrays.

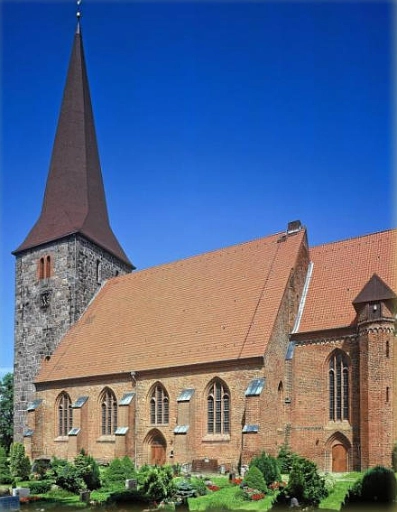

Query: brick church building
[[13, 19, 396, 473]]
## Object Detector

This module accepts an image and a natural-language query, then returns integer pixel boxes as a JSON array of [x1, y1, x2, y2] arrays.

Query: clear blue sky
[[1, 1, 395, 377]]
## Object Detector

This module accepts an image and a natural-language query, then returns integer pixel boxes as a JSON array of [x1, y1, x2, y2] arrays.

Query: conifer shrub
[[250, 451, 280, 486], [9, 442, 31, 482], [139, 465, 176, 502], [277, 443, 295, 474], [243, 465, 267, 493], [74, 450, 101, 490], [102, 456, 136, 489], [277, 455, 328, 506], [48, 457, 86, 493]]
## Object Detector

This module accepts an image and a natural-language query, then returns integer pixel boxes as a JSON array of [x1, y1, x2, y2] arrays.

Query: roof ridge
[[312, 227, 396, 250], [117, 229, 300, 278]]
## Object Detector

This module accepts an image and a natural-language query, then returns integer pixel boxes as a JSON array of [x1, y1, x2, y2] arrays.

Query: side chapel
[[13, 18, 397, 473]]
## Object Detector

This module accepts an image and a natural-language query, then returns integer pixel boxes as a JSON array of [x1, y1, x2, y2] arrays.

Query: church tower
[[13, 19, 134, 441], [353, 274, 396, 468]]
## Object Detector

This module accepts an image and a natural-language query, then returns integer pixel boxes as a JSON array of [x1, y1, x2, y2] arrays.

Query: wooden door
[[332, 444, 347, 472], [150, 442, 166, 465]]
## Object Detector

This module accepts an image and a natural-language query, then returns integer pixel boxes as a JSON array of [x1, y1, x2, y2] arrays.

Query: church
[[13, 17, 396, 474]]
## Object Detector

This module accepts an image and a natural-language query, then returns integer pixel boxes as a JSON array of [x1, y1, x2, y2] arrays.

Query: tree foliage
[[0, 373, 13, 452], [0, 445, 12, 484]]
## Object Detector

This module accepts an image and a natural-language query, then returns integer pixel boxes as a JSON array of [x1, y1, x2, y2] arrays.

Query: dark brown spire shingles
[[14, 29, 132, 268]]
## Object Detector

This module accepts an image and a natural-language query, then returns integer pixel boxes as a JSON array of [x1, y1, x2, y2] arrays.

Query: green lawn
[[319, 472, 362, 511]]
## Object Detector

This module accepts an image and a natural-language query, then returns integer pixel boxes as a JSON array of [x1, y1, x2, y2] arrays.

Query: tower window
[[207, 380, 230, 434], [96, 260, 102, 284], [150, 384, 169, 425], [101, 388, 118, 435], [329, 351, 350, 421], [38, 255, 52, 280], [57, 392, 73, 436], [386, 340, 390, 358]]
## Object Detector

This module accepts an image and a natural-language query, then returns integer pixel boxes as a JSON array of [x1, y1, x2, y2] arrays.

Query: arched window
[[150, 384, 169, 425], [45, 255, 51, 278], [38, 257, 45, 280], [38, 255, 52, 280], [101, 388, 118, 435], [329, 351, 350, 421], [207, 380, 230, 434], [57, 392, 73, 436]]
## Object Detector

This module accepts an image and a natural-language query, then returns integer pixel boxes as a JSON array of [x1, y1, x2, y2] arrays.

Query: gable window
[[101, 388, 118, 435], [57, 392, 73, 436], [150, 384, 169, 425], [329, 351, 350, 421], [207, 380, 230, 434]]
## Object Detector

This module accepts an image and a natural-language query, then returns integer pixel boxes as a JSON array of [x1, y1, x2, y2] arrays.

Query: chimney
[[287, 220, 302, 235]]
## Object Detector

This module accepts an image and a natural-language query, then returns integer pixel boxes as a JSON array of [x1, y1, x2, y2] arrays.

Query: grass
[[187, 476, 276, 511], [319, 472, 362, 511]]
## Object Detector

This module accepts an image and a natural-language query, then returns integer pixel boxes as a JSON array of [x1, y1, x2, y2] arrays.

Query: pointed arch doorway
[[145, 429, 167, 465]]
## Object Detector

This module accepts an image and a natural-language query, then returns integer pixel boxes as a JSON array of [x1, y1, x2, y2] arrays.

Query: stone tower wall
[[14, 234, 131, 441]]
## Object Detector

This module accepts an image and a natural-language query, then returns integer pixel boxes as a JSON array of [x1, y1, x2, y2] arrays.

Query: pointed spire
[[14, 20, 133, 268]]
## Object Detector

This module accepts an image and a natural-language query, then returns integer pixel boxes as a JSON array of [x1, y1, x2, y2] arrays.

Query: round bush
[[361, 465, 397, 504]]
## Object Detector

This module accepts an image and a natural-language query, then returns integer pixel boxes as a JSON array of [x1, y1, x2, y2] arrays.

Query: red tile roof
[[36, 229, 306, 383], [297, 229, 397, 333]]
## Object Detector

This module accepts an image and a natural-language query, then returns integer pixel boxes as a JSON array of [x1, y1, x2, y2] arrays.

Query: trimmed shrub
[[250, 451, 280, 486], [343, 465, 397, 506], [243, 465, 267, 493]]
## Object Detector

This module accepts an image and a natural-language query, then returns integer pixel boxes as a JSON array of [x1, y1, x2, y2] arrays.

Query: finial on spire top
[[76, 0, 82, 33]]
